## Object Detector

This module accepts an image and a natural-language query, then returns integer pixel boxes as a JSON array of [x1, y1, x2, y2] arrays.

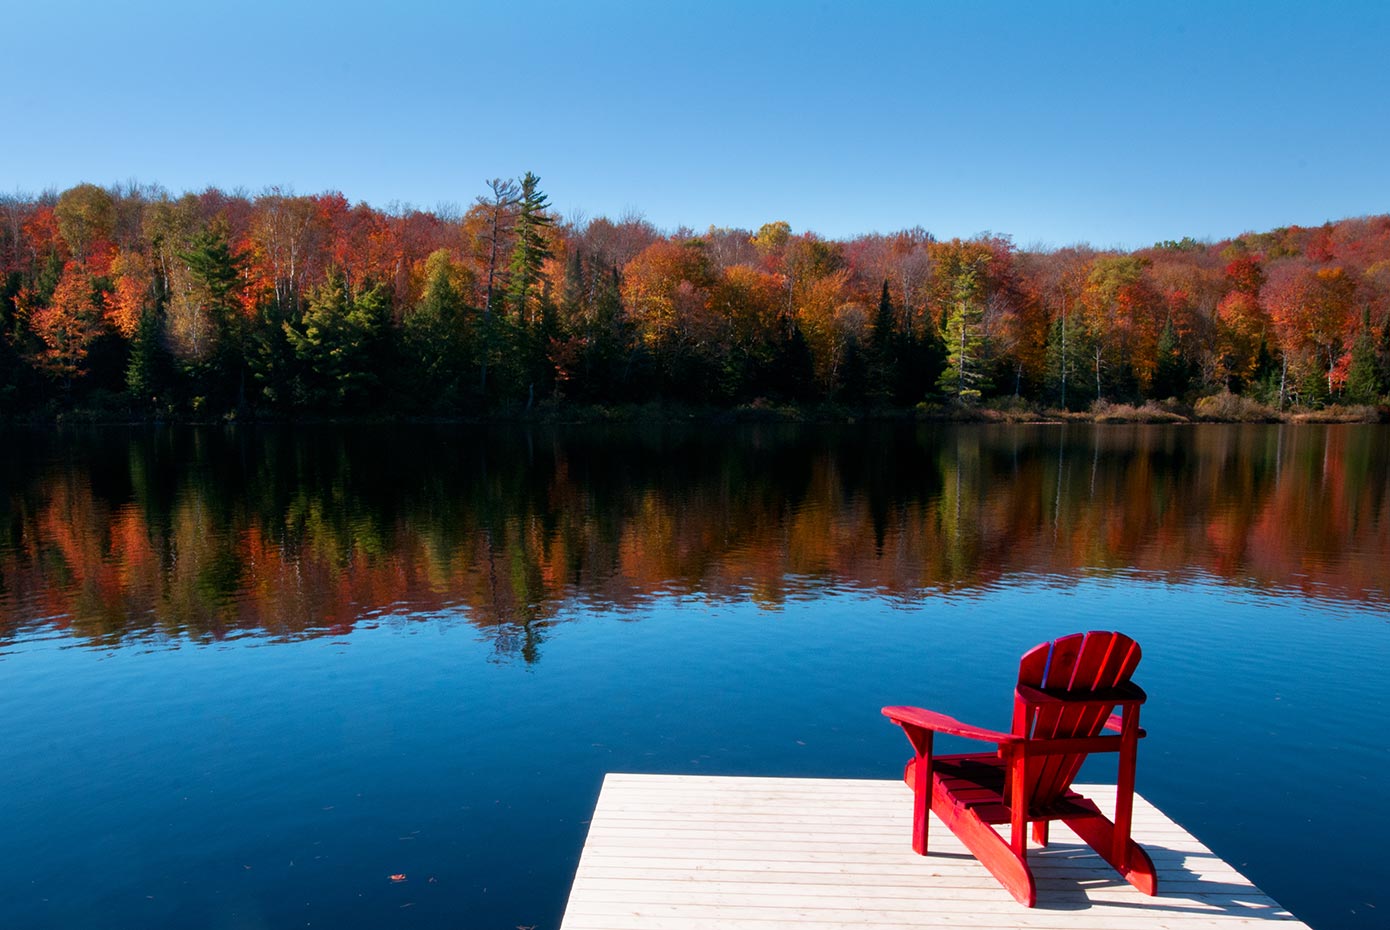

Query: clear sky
[[4, 0, 1387, 248]]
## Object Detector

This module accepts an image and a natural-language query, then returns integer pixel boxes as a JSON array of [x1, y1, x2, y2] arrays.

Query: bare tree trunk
[[1060, 298, 1067, 407], [479, 178, 519, 396], [1094, 343, 1103, 402], [958, 319, 967, 395], [481, 214, 499, 395]]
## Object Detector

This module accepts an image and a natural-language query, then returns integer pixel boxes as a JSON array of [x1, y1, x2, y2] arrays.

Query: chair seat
[[904, 753, 1105, 825]]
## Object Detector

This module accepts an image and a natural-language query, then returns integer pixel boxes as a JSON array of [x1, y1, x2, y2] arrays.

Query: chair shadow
[[1023, 840, 1296, 920]]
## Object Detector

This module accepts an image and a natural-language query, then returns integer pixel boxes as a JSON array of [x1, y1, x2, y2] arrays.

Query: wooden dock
[[560, 773, 1306, 929]]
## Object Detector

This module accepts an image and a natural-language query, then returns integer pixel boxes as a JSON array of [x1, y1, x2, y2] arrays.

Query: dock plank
[[560, 774, 1305, 930]]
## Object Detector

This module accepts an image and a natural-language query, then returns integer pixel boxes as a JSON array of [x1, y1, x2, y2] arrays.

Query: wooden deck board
[[560, 774, 1306, 930]]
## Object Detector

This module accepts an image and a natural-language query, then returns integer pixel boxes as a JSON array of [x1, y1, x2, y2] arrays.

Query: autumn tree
[[712, 263, 786, 399], [54, 184, 116, 265], [1141, 246, 1221, 392], [1205, 255, 1267, 392], [1015, 248, 1087, 407], [982, 280, 1036, 399], [1264, 262, 1356, 404], [1212, 291, 1268, 391], [106, 247, 167, 409], [143, 193, 200, 302], [107, 250, 152, 338], [882, 228, 934, 327], [29, 262, 107, 387], [576, 213, 661, 272], [779, 234, 852, 394], [751, 221, 791, 258], [1079, 255, 1163, 401], [621, 238, 724, 399], [1224, 255, 1265, 296], [249, 190, 322, 316]]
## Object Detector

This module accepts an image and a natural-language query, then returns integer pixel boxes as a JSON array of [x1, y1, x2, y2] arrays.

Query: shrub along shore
[[15, 393, 1384, 427]]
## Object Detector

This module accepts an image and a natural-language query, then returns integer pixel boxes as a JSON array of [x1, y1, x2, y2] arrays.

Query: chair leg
[[909, 757, 931, 855], [935, 800, 1037, 907], [1063, 813, 1158, 896], [1031, 820, 1049, 847], [901, 728, 935, 857]]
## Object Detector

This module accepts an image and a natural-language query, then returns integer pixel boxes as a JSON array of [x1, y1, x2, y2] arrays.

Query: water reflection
[[3, 424, 1386, 657]]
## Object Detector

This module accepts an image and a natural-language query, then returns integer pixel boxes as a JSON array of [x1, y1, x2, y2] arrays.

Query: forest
[[2, 177, 1388, 419]]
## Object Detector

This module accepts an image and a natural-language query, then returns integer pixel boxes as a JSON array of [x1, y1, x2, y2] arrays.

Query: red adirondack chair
[[882, 630, 1157, 906]]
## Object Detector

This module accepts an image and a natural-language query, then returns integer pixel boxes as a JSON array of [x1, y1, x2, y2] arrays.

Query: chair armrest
[[1103, 713, 1147, 738], [882, 706, 1021, 745]]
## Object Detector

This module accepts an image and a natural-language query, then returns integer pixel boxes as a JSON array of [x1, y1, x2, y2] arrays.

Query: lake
[[1, 423, 1386, 930]]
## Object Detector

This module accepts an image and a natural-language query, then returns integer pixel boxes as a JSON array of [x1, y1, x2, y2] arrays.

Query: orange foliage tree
[[107, 250, 152, 338], [29, 262, 107, 383]]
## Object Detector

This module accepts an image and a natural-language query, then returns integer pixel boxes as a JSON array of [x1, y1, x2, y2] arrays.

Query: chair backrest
[[1010, 631, 1143, 810]]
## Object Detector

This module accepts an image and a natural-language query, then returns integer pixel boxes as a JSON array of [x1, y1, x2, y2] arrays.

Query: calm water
[[1, 423, 1387, 930]]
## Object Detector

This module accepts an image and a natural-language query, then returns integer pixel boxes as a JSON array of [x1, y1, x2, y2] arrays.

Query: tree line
[[2, 179, 1388, 418]]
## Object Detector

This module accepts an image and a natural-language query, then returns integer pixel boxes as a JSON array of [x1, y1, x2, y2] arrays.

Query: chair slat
[[1047, 632, 1129, 796], [1026, 632, 1091, 806], [1026, 632, 1141, 810]]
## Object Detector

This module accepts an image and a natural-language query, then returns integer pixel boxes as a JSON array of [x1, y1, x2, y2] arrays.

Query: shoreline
[[6, 397, 1385, 428]]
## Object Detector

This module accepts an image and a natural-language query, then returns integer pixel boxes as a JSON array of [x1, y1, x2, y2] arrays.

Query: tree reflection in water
[[3, 423, 1386, 658]]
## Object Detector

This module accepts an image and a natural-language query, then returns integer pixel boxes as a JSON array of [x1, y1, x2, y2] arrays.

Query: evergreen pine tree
[[283, 273, 388, 410], [125, 306, 170, 410], [766, 316, 815, 402], [561, 247, 586, 322], [1344, 310, 1385, 404], [403, 257, 474, 411], [838, 335, 867, 405], [506, 172, 554, 325], [869, 280, 899, 403], [523, 290, 561, 407], [584, 265, 632, 401], [177, 227, 245, 410], [1151, 318, 1192, 400], [902, 309, 947, 403]]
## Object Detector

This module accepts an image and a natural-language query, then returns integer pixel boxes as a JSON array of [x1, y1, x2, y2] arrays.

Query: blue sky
[[4, 0, 1387, 247]]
